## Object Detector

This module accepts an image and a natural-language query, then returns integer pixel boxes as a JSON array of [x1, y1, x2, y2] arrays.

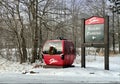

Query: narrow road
[[0, 72, 119, 83]]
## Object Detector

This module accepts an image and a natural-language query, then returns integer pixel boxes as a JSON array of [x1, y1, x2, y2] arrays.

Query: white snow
[[0, 55, 120, 83]]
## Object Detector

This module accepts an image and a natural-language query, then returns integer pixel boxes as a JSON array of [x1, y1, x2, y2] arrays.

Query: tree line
[[0, 0, 119, 63]]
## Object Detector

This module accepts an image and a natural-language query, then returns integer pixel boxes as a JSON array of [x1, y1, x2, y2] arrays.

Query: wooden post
[[104, 16, 109, 70], [81, 18, 85, 68]]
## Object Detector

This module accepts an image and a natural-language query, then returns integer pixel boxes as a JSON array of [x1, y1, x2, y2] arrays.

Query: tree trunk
[[112, 11, 115, 53], [31, 0, 38, 63], [20, 28, 27, 62], [38, 18, 43, 62], [118, 15, 120, 53], [15, 31, 23, 64], [16, 0, 27, 63]]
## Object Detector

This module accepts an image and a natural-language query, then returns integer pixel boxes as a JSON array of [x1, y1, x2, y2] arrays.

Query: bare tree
[[0, 0, 28, 63], [0, 0, 119, 64], [16, 0, 27, 63]]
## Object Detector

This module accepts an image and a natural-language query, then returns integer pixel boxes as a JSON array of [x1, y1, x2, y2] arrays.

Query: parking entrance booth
[[42, 39, 76, 67]]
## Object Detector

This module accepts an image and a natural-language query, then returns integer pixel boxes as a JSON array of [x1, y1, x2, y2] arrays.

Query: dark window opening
[[43, 41, 62, 55]]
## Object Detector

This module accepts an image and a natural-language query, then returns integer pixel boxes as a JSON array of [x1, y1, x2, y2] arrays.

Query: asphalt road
[[0, 72, 119, 84]]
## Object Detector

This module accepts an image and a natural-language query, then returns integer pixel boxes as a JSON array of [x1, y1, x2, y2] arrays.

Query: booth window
[[43, 41, 62, 54]]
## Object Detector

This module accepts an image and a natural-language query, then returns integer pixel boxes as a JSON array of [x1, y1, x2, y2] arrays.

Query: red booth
[[42, 39, 76, 67]]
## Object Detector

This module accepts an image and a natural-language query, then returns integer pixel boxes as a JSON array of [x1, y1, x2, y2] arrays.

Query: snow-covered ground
[[0, 55, 120, 83]]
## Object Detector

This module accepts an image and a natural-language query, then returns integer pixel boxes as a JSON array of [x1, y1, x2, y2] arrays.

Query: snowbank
[[0, 55, 120, 83], [0, 57, 33, 72]]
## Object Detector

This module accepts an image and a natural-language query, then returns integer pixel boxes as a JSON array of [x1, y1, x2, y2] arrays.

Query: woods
[[0, 0, 119, 63]]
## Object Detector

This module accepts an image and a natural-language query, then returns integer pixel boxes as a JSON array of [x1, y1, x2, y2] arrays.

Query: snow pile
[[0, 55, 120, 83], [0, 55, 120, 73], [0, 57, 33, 72]]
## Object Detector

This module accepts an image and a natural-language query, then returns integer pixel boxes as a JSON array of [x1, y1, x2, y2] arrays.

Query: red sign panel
[[85, 16, 104, 25]]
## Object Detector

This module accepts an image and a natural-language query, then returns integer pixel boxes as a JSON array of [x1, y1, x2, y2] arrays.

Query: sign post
[[81, 18, 85, 68], [104, 16, 109, 70], [81, 16, 109, 70]]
